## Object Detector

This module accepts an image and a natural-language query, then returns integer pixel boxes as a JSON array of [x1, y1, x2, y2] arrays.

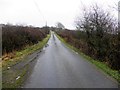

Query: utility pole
[[45, 21, 47, 27]]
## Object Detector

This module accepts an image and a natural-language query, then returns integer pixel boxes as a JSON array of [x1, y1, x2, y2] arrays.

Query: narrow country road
[[23, 32, 118, 88]]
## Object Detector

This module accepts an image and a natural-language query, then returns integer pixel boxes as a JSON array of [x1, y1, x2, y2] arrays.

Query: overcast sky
[[0, 0, 119, 29]]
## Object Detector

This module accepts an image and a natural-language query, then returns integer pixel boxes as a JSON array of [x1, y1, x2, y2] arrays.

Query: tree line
[[56, 5, 120, 70], [2, 25, 49, 55]]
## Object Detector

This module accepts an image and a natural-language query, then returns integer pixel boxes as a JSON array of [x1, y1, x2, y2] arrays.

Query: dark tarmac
[[23, 32, 118, 88]]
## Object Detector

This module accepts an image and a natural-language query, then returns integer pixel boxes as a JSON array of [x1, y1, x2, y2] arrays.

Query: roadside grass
[[2, 34, 50, 88], [56, 33, 120, 83], [2, 65, 28, 88], [2, 34, 50, 71]]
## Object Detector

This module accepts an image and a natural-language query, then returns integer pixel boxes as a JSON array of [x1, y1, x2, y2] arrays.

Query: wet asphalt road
[[23, 32, 118, 88]]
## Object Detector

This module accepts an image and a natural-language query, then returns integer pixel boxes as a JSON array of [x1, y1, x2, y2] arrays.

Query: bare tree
[[55, 22, 65, 29], [75, 4, 117, 34]]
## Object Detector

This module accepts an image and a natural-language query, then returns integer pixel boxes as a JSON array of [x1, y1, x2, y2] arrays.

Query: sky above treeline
[[0, 0, 119, 29]]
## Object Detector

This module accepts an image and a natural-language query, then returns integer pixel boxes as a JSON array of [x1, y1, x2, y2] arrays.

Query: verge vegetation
[[56, 33, 120, 83], [2, 25, 50, 88]]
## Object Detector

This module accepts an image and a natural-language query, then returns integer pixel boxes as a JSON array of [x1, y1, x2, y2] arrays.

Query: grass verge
[[2, 34, 50, 71], [2, 65, 28, 88], [2, 34, 51, 88], [56, 33, 120, 83]]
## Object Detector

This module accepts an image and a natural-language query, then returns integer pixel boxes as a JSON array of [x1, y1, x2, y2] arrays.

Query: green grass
[[2, 65, 28, 88], [56, 33, 120, 83]]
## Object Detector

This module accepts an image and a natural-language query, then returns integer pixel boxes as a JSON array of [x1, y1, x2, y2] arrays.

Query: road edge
[[55, 33, 120, 86]]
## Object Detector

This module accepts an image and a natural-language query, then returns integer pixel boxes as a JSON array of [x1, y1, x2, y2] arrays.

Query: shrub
[[2, 25, 49, 55]]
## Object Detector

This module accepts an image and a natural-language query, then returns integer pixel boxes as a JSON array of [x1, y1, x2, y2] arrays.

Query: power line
[[32, 0, 47, 26]]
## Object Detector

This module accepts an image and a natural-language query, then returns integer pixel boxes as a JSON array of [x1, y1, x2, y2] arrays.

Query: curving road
[[23, 32, 118, 88]]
